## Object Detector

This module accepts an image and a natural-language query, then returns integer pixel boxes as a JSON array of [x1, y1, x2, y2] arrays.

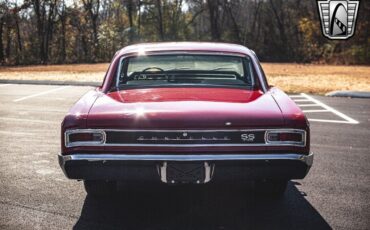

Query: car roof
[[116, 42, 253, 56]]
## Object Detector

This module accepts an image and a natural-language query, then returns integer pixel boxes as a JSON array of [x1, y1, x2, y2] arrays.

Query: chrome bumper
[[59, 153, 313, 166], [58, 153, 313, 181]]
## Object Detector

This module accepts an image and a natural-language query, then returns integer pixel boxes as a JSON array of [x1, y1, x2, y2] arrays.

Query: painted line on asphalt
[[0, 117, 60, 124], [302, 109, 329, 113], [301, 93, 359, 124], [289, 95, 304, 98], [0, 83, 11, 87], [307, 119, 358, 124], [297, 104, 320, 107], [13, 86, 70, 102], [0, 130, 35, 136], [293, 99, 311, 102]]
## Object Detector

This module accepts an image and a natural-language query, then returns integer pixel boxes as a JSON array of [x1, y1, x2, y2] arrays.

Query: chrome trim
[[105, 128, 264, 132], [136, 136, 232, 141], [159, 162, 167, 183], [93, 143, 302, 147], [64, 128, 307, 148], [65, 129, 106, 148], [204, 162, 214, 183], [59, 153, 314, 166], [116, 52, 247, 90], [265, 129, 306, 147], [157, 161, 214, 184], [250, 50, 268, 92]]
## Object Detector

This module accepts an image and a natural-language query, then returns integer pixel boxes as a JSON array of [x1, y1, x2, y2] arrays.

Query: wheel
[[83, 180, 117, 196], [254, 179, 288, 199]]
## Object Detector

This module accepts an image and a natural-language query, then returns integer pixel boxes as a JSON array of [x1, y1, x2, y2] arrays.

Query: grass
[[0, 63, 369, 94]]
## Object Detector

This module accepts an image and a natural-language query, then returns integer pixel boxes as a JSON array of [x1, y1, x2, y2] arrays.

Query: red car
[[58, 42, 313, 197]]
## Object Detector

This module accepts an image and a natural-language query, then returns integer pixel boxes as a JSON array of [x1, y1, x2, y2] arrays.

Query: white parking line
[[298, 93, 359, 124], [297, 104, 320, 107], [293, 99, 311, 102], [0, 83, 11, 87], [0, 117, 60, 124], [13, 86, 70, 102], [289, 95, 304, 98], [302, 109, 329, 113], [306, 119, 358, 124], [0, 130, 35, 136]]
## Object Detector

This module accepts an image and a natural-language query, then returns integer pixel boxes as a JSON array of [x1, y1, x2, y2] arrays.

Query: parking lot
[[0, 84, 369, 229]]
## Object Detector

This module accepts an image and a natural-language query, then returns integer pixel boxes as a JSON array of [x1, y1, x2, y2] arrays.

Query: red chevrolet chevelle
[[58, 42, 313, 197]]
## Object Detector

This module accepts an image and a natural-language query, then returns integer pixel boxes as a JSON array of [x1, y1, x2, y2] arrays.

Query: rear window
[[117, 54, 255, 88]]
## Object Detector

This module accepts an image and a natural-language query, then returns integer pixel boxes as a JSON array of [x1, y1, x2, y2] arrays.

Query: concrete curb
[[326, 91, 370, 99], [0, 79, 100, 87]]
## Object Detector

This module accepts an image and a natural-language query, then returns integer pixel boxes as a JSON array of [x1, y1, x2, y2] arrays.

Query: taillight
[[266, 129, 306, 146], [65, 130, 105, 147]]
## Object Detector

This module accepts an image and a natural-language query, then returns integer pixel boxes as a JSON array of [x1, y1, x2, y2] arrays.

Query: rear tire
[[254, 179, 288, 199], [83, 180, 117, 196]]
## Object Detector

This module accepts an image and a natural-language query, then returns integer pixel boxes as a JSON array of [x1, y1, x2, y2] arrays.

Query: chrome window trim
[[250, 50, 268, 92], [64, 128, 307, 148], [116, 52, 254, 90], [59, 152, 314, 167]]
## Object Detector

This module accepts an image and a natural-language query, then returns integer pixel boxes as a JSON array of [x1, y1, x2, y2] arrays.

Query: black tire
[[254, 179, 288, 199], [83, 180, 117, 196]]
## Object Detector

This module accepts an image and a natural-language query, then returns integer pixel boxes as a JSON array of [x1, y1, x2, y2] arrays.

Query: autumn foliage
[[0, 0, 369, 65]]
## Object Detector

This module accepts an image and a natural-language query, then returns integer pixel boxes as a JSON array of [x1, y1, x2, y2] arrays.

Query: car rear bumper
[[58, 153, 313, 182]]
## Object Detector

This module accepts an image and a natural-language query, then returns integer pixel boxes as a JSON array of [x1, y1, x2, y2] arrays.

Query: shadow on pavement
[[74, 181, 331, 230]]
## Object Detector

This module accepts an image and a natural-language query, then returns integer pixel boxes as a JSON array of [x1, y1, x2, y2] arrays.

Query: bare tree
[[57, 0, 66, 63], [206, 0, 220, 41], [124, 0, 135, 42], [82, 0, 100, 61], [31, 0, 58, 63], [268, 0, 288, 56], [0, 6, 6, 63], [0, 0, 367, 65], [224, 0, 241, 43], [155, 0, 164, 40]]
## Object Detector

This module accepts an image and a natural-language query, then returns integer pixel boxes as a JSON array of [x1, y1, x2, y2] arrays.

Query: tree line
[[0, 0, 368, 65]]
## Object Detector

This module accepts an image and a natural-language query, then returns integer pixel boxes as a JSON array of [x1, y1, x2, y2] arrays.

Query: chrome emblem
[[317, 0, 359, 40], [241, 133, 255, 142], [136, 135, 231, 141]]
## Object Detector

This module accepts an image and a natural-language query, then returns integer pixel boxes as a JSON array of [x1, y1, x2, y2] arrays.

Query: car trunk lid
[[87, 87, 284, 129]]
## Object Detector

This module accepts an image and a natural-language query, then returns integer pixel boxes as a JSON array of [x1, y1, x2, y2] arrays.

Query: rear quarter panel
[[61, 89, 102, 154], [268, 87, 310, 154]]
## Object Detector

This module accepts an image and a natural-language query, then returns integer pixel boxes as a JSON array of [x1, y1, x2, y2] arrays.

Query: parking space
[[12, 86, 71, 102], [289, 93, 359, 124], [0, 84, 369, 229], [0, 84, 93, 126]]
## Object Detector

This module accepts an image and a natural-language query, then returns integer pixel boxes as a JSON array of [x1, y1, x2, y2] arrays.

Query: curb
[[0, 79, 100, 87], [326, 91, 370, 99]]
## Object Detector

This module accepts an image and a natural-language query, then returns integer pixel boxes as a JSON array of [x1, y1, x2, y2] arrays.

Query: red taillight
[[266, 130, 305, 146], [69, 133, 99, 142], [65, 130, 105, 147], [278, 133, 302, 142]]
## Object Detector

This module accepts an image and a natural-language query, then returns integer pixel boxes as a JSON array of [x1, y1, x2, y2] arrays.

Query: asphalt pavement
[[0, 84, 369, 230]]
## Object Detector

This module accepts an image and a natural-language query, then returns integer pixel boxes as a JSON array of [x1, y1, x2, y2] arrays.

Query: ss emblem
[[241, 133, 255, 142]]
